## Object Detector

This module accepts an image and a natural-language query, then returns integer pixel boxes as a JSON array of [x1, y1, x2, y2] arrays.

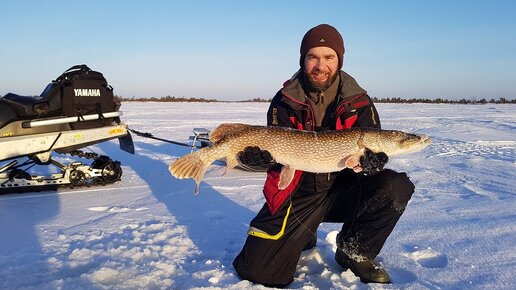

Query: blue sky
[[1, 1, 514, 100]]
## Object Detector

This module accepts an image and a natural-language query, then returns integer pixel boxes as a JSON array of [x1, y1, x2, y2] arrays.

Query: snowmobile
[[0, 65, 134, 193]]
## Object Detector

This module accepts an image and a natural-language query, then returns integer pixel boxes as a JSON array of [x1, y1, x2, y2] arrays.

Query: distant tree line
[[371, 97, 515, 104], [235, 97, 271, 103], [118, 95, 219, 102], [119, 95, 515, 104]]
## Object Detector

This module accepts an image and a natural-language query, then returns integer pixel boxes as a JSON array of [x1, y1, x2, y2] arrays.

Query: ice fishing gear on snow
[[0, 64, 134, 193], [128, 128, 209, 151]]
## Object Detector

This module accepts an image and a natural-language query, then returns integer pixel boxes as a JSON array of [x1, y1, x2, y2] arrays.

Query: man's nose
[[315, 59, 326, 69]]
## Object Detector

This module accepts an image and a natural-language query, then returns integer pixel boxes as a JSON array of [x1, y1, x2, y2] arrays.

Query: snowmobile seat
[[0, 83, 63, 128], [1, 93, 42, 116], [0, 98, 18, 129]]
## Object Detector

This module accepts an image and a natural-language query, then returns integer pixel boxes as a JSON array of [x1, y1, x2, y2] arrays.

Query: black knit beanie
[[300, 24, 345, 69]]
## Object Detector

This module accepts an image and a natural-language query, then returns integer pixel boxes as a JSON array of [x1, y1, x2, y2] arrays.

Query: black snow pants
[[232, 169, 415, 287]]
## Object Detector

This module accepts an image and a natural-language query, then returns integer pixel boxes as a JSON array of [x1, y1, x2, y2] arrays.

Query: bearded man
[[233, 24, 415, 287]]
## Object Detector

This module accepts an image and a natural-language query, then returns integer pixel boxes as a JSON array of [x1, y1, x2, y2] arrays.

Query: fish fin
[[210, 123, 251, 143], [278, 165, 296, 190], [169, 151, 211, 193], [223, 155, 239, 176], [357, 132, 366, 149], [340, 154, 363, 173]]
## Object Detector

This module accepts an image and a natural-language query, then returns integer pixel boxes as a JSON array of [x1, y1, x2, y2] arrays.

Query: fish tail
[[169, 151, 211, 190]]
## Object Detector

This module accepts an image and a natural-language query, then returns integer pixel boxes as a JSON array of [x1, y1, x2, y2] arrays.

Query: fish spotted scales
[[169, 123, 431, 193]]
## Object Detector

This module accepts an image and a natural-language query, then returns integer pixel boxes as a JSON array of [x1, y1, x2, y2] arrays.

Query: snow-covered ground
[[1, 102, 514, 289]]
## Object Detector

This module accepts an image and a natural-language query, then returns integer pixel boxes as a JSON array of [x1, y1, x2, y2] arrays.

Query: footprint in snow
[[402, 244, 448, 268], [387, 267, 418, 283], [87, 206, 133, 213], [88, 206, 110, 212]]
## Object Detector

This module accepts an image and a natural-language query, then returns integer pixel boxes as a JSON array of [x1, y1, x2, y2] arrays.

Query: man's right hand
[[237, 146, 275, 168]]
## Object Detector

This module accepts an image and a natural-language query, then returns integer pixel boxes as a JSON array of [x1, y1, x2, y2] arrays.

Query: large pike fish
[[169, 123, 431, 192]]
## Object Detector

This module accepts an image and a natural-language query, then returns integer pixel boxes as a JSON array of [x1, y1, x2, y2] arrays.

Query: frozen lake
[[0, 102, 514, 289]]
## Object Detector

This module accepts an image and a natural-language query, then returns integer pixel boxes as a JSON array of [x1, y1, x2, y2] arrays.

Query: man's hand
[[237, 146, 275, 168], [359, 148, 388, 176]]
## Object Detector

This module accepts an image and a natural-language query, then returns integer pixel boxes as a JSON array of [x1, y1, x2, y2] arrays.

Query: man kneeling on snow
[[232, 24, 414, 286]]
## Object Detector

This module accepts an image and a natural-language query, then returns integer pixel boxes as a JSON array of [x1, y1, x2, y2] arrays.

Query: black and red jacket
[[263, 70, 381, 215]]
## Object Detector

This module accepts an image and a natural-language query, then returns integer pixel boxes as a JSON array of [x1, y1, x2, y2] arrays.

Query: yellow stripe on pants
[[247, 202, 292, 240]]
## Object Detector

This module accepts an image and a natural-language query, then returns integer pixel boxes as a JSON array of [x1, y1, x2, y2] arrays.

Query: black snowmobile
[[0, 65, 134, 193]]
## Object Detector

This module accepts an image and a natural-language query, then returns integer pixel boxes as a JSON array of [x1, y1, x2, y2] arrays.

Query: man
[[232, 24, 414, 287]]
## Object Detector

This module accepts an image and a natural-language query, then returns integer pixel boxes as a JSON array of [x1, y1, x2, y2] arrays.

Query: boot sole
[[335, 251, 391, 284]]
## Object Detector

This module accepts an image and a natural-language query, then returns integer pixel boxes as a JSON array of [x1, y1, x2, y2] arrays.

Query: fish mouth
[[401, 134, 432, 154]]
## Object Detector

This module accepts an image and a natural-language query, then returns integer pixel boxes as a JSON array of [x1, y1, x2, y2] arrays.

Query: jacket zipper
[[335, 93, 366, 117], [282, 93, 315, 131]]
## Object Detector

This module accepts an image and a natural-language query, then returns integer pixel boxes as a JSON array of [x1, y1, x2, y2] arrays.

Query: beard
[[303, 67, 338, 92]]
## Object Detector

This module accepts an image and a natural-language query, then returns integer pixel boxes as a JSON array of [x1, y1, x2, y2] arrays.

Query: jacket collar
[[280, 70, 367, 105]]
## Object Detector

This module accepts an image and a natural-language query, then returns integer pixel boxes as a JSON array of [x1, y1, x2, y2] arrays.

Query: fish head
[[364, 130, 432, 156]]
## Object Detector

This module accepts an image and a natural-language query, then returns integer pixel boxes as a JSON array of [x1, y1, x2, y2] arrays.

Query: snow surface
[[1, 102, 515, 289]]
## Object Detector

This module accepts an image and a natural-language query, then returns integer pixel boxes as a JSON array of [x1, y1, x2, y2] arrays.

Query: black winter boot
[[335, 247, 391, 284]]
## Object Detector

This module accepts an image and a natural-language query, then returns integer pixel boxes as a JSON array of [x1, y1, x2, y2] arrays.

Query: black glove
[[237, 146, 275, 167], [359, 148, 388, 176]]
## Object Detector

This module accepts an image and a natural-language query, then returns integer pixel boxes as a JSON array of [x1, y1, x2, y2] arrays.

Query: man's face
[[303, 46, 340, 91]]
